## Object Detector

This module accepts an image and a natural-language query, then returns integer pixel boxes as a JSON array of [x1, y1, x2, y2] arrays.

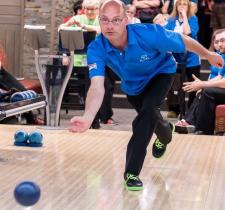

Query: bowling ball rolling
[[14, 181, 41, 206]]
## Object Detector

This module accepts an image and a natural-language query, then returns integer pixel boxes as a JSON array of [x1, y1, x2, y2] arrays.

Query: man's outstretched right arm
[[69, 76, 105, 133]]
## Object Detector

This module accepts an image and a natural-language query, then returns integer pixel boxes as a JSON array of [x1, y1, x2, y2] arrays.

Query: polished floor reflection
[[0, 125, 224, 210]]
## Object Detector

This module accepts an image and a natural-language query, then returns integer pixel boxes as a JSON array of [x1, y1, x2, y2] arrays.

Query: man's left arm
[[180, 34, 224, 69]]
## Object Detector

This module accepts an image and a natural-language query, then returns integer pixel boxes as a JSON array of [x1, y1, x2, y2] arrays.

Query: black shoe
[[124, 173, 143, 191], [152, 138, 167, 158], [152, 123, 174, 158]]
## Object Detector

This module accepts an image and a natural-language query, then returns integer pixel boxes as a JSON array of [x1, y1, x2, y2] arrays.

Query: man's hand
[[183, 74, 205, 92], [207, 51, 224, 68], [69, 116, 92, 133]]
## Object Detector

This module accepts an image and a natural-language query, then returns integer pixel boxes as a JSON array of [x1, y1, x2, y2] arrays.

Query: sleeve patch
[[88, 63, 97, 71]]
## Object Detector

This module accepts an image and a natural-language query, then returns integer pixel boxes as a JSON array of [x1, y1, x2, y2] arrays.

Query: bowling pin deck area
[[1, 124, 225, 210]]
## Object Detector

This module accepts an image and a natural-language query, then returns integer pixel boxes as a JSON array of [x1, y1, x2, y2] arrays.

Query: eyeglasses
[[214, 38, 225, 44], [99, 17, 124, 25]]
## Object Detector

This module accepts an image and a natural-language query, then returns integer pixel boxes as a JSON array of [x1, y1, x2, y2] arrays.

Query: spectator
[[58, 0, 84, 55], [164, 0, 201, 118], [162, 0, 198, 15], [125, 4, 141, 24], [176, 29, 225, 134], [59, 0, 100, 33]]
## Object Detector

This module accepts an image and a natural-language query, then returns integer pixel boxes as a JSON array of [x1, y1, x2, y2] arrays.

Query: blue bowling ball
[[14, 130, 29, 143], [10, 92, 24, 102], [14, 181, 41, 206], [29, 131, 43, 144]]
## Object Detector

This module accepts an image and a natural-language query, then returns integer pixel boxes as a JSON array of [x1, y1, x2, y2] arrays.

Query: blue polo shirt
[[165, 16, 200, 68], [87, 24, 185, 95]]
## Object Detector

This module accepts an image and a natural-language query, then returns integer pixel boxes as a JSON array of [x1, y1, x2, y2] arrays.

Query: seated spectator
[[175, 29, 225, 135], [125, 4, 141, 24], [59, 0, 100, 34], [59, 0, 100, 67], [58, 0, 84, 55], [164, 0, 201, 118], [162, 0, 198, 15]]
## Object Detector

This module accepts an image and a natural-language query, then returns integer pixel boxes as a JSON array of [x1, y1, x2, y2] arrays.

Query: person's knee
[[201, 88, 214, 100]]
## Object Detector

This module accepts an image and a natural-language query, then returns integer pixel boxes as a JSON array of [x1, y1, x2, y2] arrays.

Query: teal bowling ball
[[14, 130, 29, 143], [29, 131, 43, 144], [14, 181, 41, 206]]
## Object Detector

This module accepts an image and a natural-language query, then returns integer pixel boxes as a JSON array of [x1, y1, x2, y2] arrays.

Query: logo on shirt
[[140, 54, 150, 62], [88, 63, 97, 71]]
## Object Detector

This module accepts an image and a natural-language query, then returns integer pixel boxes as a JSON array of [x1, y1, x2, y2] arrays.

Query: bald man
[[69, 0, 224, 191]]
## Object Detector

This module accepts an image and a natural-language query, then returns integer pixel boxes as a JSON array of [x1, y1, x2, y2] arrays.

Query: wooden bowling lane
[[0, 124, 225, 210]]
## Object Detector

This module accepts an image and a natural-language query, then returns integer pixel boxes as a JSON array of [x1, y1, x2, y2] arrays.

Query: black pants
[[125, 73, 174, 176], [185, 92, 201, 126], [196, 87, 225, 135]]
